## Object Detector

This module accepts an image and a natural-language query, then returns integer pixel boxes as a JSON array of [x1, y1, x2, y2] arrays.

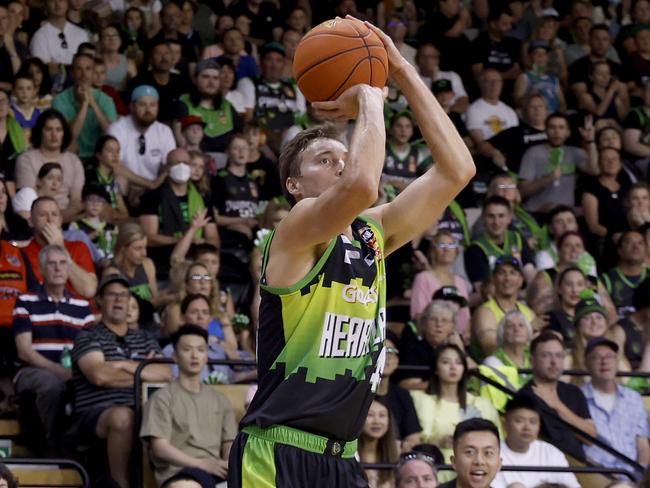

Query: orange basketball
[[293, 18, 389, 102]]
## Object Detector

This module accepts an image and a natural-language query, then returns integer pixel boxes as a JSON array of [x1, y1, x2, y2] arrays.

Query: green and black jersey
[[241, 216, 387, 442]]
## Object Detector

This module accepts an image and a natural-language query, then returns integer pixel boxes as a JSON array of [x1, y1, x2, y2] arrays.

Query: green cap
[[574, 293, 607, 326]]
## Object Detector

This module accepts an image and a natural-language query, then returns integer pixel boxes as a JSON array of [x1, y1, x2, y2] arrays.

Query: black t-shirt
[[582, 176, 630, 236], [392, 326, 432, 385], [618, 316, 645, 370], [377, 384, 422, 440], [228, 1, 281, 42], [547, 308, 576, 349], [247, 155, 282, 202], [211, 168, 260, 219], [470, 32, 521, 73], [624, 51, 650, 90], [127, 72, 191, 122], [569, 56, 625, 87], [489, 123, 548, 174], [518, 379, 592, 461], [138, 185, 190, 237], [463, 232, 535, 285]]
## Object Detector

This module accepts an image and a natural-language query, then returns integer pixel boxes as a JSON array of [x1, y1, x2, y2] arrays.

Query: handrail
[[360, 463, 637, 481], [2, 457, 90, 488]]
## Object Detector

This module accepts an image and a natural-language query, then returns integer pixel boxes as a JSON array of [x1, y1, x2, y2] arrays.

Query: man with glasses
[[72, 273, 171, 488], [107, 84, 176, 192], [395, 451, 438, 488], [29, 0, 88, 70], [581, 337, 650, 470], [12, 244, 94, 455], [139, 148, 219, 279], [519, 332, 596, 461]]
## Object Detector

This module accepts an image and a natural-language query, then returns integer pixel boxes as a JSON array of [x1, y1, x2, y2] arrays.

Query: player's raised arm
[[363, 21, 476, 257], [270, 84, 386, 255]]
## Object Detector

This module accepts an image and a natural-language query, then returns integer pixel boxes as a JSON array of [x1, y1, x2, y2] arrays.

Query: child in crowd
[[180, 115, 206, 153], [244, 122, 282, 203], [70, 183, 117, 260], [10, 74, 40, 141], [189, 150, 211, 202], [12, 162, 62, 220]]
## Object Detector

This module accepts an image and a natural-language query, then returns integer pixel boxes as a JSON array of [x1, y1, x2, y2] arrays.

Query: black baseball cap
[[585, 337, 619, 356], [432, 78, 453, 95], [98, 273, 130, 296], [82, 182, 110, 203], [493, 255, 523, 275], [433, 286, 468, 307]]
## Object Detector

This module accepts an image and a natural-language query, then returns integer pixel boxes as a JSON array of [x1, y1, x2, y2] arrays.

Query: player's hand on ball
[[356, 16, 410, 76], [312, 84, 384, 121]]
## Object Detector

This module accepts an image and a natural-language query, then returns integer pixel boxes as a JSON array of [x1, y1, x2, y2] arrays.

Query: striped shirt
[[72, 322, 161, 412], [12, 288, 94, 365]]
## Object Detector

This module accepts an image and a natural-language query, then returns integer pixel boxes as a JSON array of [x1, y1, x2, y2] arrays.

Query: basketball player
[[228, 18, 475, 487]]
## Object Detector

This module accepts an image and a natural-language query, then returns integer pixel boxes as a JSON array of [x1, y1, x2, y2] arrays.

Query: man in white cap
[[107, 84, 177, 203]]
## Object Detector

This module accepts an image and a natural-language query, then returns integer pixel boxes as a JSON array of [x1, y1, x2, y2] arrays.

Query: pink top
[[410, 271, 471, 337]]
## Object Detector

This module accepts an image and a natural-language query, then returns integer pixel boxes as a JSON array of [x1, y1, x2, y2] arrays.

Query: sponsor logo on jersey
[[342, 284, 378, 305]]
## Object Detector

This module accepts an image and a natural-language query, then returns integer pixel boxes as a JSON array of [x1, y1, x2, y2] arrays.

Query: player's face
[[174, 334, 208, 375], [451, 432, 501, 488], [505, 408, 540, 447], [290, 138, 348, 201], [183, 298, 211, 329], [363, 400, 390, 440]]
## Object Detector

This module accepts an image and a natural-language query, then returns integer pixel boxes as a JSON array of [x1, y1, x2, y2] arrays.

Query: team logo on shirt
[[359, 226, 382, 261]]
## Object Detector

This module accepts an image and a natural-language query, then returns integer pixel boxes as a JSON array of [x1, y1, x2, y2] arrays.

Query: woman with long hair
[[358, 397, 400, 488], [547, 266, 588, 348], [99, 24, 137, 91], [14, 109, 83, 222], [410, 344, 501, 462]]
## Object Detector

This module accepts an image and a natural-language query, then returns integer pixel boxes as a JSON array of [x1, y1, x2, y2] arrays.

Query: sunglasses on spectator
[[189, 275, 212, 282], [497, 184, 517, 190], [138, 134, 146, 155], [59, 32, 68, 49], [398, 451, 436, 468], [434, 242, 459, 250]]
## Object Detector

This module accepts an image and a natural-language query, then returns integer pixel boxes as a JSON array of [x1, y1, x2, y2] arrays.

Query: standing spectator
[[518, 113, 598, 213], [492, 396, 580, 488], [603, 230, 649, 319], [22, 197, 97, 299], [29, 0, 89, 69], [227, 0, 281, 44], [127, 41, 189, 123], [146, 1, 198, 75], [623, 79, 650, 179], [99, 24, 137, 92], [438, 419, 501, 488], [52, 54, 118, 160], [175, 60, 243, 155], [466, 69, 519, 165], [414, 43, 468, 115], [13, 244, 94, 455], [15, 109, 83, 222], [108, 85, 176, 185], [72, 273, 171, 488], [519, 332, 597, 462], [582, 337, 650, 470], [236, 42, 306, 153], [141, 324, 237, 486]]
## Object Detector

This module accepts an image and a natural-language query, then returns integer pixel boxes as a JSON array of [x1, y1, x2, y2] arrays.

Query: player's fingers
[[363, 20, 389, 42], [311, 100, 339, 110]]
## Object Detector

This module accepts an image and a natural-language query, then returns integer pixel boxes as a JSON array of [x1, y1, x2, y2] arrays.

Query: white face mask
[[169, 162, 191, 184]]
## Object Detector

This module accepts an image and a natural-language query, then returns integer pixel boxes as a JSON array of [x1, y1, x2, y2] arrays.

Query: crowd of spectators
[[1, 0, 650, 487]]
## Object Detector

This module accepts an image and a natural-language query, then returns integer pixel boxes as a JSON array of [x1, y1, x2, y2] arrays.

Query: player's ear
[[285, 177, 300, 197]]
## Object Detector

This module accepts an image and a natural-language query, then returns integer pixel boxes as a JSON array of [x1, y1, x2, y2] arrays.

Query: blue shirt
[[581, 382, 650, 470]]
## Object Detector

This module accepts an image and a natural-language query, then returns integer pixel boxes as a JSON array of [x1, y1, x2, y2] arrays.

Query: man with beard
[[127, 41, 190, 123], [52, 54, 117, 160], [108, 85, 176, 187], [174, 60, 242, 155]]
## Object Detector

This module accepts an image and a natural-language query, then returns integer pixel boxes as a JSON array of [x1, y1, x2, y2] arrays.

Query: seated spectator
[[244, 122, 283, 203], [10, 74, 40, 141], [69, 183, 116, 261], [15, 109, 84, 222], [13, 162, 63, 220], [483, 310, 533, 386], [375, 336, 421, 452], [0, 90, 27, 187], [464, 196, 535, 292], [179, 116, 205, 153], [547, 266, 588, 348], [395, 300, 465, 390], [471, 256, 536, 359], [127, 40, 189, 123], [514, 41, 565, 113], [0, 463, 18, 488], [52, 54, 117, 160], [625, 183, 650, 231], [92, 57, 129, 117], [603, 230, 649, 319], [236, 42, 306, 153], [138, 148, 219, 278], [492, 396, 580, 488], [625, 279, 650, 371], [16, 58, 53, 110], [394, 451, 438, 488], [519, 112, 598, 213], [467, 69, 519, 168], [23, 197, 97, 299], [358, 397, 400, 488], [487, 94, 549, 175], [410, 344, 501, 464], [72, 273, 171, 488], [280, 28, 300, 82], [582, 337, 650, 470], [107, 85, 176, 198], [29, 0, 89, 69], [0, 178, 31, 240], [141, 324, 237, 486], [410, 231, 470, 333], [519, 332, 597, 461], [431, 79, 473, 153], [415, 42, 468, 115], [218, 57, 246, 116], [13, 244, 94, 455], [579, 61, 630, 128], [174, 60, 243, 155], [535, 206, 579, 270], [188, 151, 211, 202], [623, 79, 650, 179], [521, 14, 568, 85], [215, 28, 257, 81], [439, 418, 502, 488]]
